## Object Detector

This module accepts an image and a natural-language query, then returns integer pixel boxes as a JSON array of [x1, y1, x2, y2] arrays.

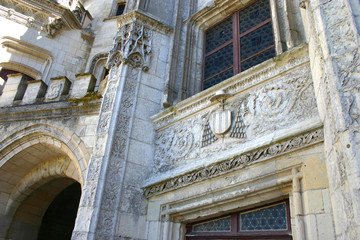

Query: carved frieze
[[153, 64, 318, 173], [145, 128, 324, 197], [106, 22, 152, 71], [246, 68, 316, 135]]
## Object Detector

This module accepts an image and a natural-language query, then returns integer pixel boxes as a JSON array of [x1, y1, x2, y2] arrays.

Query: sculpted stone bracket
[[106, 21, 152, 71], [144, 128, 324, 198]]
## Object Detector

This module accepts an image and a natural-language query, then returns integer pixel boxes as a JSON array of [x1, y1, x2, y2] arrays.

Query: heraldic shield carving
[[201, 90, 247, 147], [209, 110, 232, 135]]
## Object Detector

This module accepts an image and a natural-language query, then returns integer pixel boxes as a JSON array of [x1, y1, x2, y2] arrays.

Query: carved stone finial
[[106, 22, 152, 71]]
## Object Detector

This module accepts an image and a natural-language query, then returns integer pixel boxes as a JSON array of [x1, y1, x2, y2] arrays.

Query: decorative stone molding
[[106, 21, 152, 71], [0, 0, 87, 34], [144, 128, 324, 198]]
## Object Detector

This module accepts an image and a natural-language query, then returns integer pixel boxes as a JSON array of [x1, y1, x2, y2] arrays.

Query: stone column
[[304, 0, 360, 238], [72, 11, 171, 240]]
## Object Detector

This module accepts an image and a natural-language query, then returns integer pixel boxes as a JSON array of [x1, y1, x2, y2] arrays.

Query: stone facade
[[0, 0, 359, 240]]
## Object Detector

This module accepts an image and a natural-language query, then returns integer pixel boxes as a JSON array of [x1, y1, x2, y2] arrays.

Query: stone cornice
[[0, 100, 101, 122], [143, 128, 324, 198]]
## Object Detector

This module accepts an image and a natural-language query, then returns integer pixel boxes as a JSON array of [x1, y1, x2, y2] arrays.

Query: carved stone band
[[144, 128, 324, 198]]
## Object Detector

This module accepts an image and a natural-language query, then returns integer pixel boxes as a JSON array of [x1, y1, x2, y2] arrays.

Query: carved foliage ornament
[[106, 22, 152, 71]]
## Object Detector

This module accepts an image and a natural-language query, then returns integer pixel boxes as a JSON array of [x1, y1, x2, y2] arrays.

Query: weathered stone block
[[45, 76, 71, 102], [22, 80, 47, 104], [70, 73, 96, 99], [316, 214, 335, 240], [302, 154, 329, 191], [0, 73, 28, 107], [303, 189, 324, 214]]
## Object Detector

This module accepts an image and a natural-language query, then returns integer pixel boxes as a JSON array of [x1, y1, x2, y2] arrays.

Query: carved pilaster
[[305, 0, 360, 238]]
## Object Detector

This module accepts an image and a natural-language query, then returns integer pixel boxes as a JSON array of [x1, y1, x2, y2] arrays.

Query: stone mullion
[[306, 0, 360, 238], [72, 64, 129, 240], [94, 66, 141, 239]]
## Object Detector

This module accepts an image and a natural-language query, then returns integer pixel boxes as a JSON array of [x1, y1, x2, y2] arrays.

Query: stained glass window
[[203, 0, 275, 90], [186, 201, 291, 239], [240, 202, 287, 231], [192, 216, 231, 232]]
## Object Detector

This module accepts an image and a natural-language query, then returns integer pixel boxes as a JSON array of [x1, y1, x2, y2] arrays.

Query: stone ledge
[[0, 100, 101, 122]]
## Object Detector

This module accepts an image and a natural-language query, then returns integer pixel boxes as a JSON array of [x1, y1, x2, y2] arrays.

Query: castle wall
[[0, 0, 359, 239]]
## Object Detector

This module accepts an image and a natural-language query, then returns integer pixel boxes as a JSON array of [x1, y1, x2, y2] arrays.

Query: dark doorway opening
[[37, 182, 81, 240]]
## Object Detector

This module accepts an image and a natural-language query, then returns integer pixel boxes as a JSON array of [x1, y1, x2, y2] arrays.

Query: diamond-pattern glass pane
[[240, 22, 274, 60], [204, 44, 233, 80], [192, 216, 231, 232], [206, 17, 233, 53], [239, 0, 271, 34], [241, 47, 275, 71], [240, 203, 287, 231], [203, 68, 233, 90]]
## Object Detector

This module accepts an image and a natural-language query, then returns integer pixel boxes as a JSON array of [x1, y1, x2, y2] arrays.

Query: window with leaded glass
[[186, 201, 292, 239], [203, 0, 275, 90]]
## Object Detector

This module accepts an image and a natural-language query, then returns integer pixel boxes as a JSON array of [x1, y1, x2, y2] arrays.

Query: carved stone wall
[[152, 61, 318, 175]]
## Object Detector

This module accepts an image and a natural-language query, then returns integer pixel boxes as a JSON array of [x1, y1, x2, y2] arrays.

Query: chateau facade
[[0, 0, 359, 239]]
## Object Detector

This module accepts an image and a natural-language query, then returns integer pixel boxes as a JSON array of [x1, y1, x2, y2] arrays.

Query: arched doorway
[[0, 126, 88, 240], [37, 181, 81, 240], [6, 178, 81, 240]]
